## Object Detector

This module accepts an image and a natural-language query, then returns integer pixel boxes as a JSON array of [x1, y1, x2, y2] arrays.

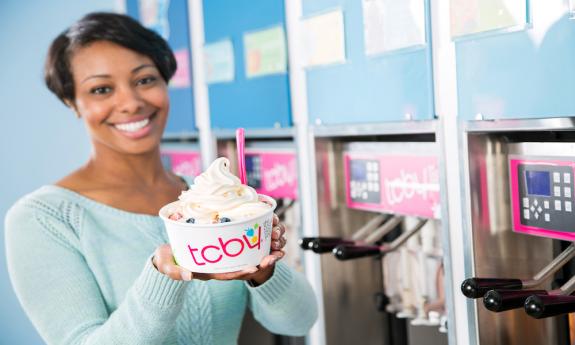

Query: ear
[[64, 99, 81, 119]]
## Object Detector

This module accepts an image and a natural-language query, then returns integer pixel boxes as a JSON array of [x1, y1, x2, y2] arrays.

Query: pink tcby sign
[[161, 149, 202, 178], [244, 150, 298, 200], [344, 153, 441, 219]]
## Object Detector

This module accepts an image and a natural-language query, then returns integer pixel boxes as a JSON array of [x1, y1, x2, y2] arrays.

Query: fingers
[[272, 234, 287, 251], [153, 244, 193, 281], [271, 223, 287, 251], [269, 250, 285, 260], [195, 266, 259, 281], [272, 213, 279, 226], [271, 223, 286, 240], [195, 254, 284, 283], [259, 252, 284, 270], [260, 255, 277, 269]]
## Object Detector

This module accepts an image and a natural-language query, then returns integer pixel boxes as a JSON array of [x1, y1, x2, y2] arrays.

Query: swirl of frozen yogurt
[[176, 157, 270, 224]]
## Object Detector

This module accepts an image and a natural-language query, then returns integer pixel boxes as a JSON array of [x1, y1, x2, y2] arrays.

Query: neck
[[85, 143, 169, 188]]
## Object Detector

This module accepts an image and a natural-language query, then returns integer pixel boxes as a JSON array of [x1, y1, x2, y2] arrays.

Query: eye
[[90, 86, 112, 95], [137, 76, 157, 86]]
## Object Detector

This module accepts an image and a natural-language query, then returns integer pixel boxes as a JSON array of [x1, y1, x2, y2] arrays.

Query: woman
[[5, 12, 317, 345]]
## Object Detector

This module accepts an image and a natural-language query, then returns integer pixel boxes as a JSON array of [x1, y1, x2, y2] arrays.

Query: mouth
[[113, 113, 155, 133], [110, 112, 157, 139]]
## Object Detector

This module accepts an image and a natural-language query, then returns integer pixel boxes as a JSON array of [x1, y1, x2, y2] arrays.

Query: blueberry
[[219, 217, 231, 223], [186, 218, 195, 224]]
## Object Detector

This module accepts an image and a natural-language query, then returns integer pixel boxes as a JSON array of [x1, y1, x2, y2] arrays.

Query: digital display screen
[[350, 160, 367, 180], [245, 155, 261, 188], [245, 155, 258, 173], [525, 170, 551, 196]]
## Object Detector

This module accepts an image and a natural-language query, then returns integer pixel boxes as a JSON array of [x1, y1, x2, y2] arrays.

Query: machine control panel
[[344, 143, 440, 219], [510, 158, 575, 241], [349, 159, 381, 204]]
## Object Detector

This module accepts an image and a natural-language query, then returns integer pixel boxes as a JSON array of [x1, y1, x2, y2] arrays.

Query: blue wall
[[0, 1, 115, 343], [456, 2, 575, 120], [203, 0, 291, 129], [302, 0, 434, 124], [126, 0, 197, 135]]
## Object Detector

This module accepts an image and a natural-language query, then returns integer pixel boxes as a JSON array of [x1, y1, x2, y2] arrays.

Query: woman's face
[[69, 40, 169, 156]]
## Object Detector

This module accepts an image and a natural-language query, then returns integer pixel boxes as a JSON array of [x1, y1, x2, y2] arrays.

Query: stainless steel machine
[[460, 118, 575, 345], [300, 122, 452, 345]]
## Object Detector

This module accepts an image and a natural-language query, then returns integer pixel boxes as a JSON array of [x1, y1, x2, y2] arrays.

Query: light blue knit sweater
[[5, 185, 317, 345]]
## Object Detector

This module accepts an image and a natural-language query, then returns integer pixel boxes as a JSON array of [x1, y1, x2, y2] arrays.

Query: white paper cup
[[159, 195, 277, 273]]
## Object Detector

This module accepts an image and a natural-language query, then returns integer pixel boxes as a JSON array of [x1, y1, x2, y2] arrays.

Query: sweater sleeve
[[5, 199, 187, 345], [246, 261, 318, 336]]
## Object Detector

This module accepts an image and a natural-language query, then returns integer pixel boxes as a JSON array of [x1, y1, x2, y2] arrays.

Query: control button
[[362, 191, 368, 200], [554, 186, 562, 197], [555, 200, 562, 211], [534, 212, 540, 220], [564, 172, 571, 184], [523, 197, 529, 208], [524, 209, 530, 219], [566, 201, 572, 212], [537, 206, 543, 213], [369, 183, 378, 192], [565, 187, 572, 198], [554, 172, 561, 183], [530, 205, 536, 212], [545, 213, 550, 222], [544, 200, 550, 209]]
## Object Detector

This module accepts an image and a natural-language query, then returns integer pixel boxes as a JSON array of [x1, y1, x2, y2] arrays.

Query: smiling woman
[[43, 13, 182, 215], [68, 41, 169, 154], [4, 12, 317, 345]]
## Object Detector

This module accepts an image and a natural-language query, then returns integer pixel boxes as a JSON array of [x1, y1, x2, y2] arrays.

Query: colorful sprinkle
[[169, 213, 183, 221]]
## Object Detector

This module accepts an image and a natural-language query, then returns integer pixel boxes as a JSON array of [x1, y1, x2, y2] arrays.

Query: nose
[[116, 85, 145, 114]]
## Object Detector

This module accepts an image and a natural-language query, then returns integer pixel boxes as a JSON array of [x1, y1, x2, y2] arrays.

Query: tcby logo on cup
[[159, 195, 276, 273]]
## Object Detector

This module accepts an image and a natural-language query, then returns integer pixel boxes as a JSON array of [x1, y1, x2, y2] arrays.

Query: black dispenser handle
[[524, 294, 575, 319], [298, 237, 316, 250], [333, 244, 381, 260], [311, 238, 355, 253], [298, 237, 353, 252], [483, 289, 548, 312], [461, 278, 523, 299]]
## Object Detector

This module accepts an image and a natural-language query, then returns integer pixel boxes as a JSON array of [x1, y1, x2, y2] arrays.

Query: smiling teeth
[[115, 118, 150, 132]]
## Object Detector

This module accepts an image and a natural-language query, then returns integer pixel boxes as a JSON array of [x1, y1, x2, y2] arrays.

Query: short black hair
[[44, 12, 177, 105]]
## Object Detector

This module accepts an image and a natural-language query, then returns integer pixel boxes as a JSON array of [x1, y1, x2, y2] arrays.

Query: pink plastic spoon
[[236, 128, 247, 185]]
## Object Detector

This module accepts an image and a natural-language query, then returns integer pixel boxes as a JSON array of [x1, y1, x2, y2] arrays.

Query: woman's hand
[[152, 244, 194, 281], [152, 214, 287, 285], [196, 213, 286, 284], [195, 213, 286, 284]]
